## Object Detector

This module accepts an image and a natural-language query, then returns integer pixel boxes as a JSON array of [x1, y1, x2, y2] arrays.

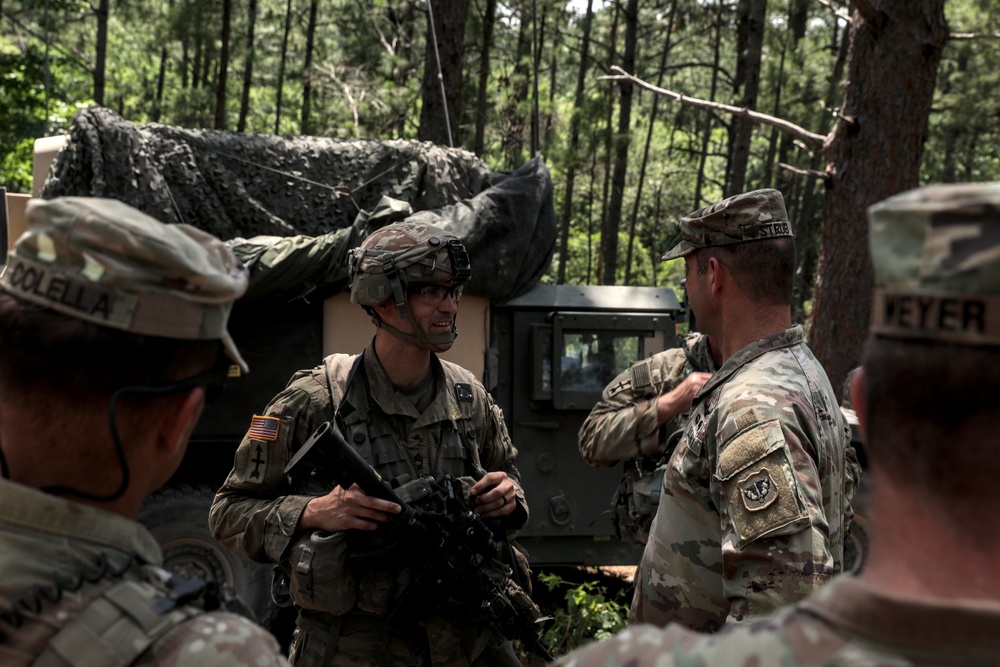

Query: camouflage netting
[[40, 106, 556, 303]]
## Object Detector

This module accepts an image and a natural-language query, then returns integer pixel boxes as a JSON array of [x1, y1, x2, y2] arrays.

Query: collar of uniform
[[362, 342, 462, 426], [0, 477, 162, 562], [799, 575, 1000, 659], [695, 325, 804, 399]]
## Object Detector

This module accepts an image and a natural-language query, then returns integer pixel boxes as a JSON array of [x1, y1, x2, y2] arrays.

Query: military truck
[[1, 118, 689, 627]]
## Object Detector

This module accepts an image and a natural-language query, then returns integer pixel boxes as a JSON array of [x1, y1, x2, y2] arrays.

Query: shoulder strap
[[316, 353, 363, 418], [30, 567, 204, 667]]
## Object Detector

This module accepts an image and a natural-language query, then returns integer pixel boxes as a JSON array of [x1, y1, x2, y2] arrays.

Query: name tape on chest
[[873, 289, 1000, 345]]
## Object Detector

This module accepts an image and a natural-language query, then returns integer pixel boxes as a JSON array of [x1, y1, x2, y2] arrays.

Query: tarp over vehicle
[[40, 107, 556, 303]]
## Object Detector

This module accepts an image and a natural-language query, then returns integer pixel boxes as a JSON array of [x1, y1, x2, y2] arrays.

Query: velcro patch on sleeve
[[717, 420, 807, 546], [629, 360, 652, 389], [248, 414, 281, 442]]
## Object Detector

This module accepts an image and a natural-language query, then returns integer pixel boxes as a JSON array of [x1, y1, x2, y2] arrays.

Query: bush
[[534, 570, 630, 659]]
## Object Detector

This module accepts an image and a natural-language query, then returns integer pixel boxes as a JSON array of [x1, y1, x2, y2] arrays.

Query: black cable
[[41, 365, 229, 503], [0, 551, 142, 638]]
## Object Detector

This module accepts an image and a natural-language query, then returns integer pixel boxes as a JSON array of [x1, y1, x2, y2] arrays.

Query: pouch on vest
[[285, 530, 357, 615], [610, 426, 684, 545], [610, 456, 658, 545]]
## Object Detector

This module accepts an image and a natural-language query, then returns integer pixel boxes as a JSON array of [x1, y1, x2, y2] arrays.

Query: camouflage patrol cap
[[0, 197, 249, 371], [348, 220, 471, 307], [869, 183, 1000, 347], [661, 188, 793, 260]]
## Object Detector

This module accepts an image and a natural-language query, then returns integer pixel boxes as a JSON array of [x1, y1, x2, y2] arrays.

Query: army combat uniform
[[579, 332, 717, 467], [557, 575, 1000, 666], [559, 182, 1000, 666], [0, 478, 286, 667], [578, 333, 717, 544], [209, 343, 526, 666], [631, 325, 851, 630]]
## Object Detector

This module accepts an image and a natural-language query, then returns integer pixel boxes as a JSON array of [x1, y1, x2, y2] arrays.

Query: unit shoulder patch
[[717, 420, 807, 546]]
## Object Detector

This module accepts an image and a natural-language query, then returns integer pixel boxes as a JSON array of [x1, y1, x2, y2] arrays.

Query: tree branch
[[816, 0, 852, 24], [951, 32, 1000, 40], [601, 66, 829, 148], [779, 162, 827, 179]]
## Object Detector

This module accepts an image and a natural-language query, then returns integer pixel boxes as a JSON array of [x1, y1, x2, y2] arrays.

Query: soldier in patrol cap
[[0, 197, 287, 666], [554, 182, 1000, 666], [629, 188, 857, 631], [209, 221, 528, 666]]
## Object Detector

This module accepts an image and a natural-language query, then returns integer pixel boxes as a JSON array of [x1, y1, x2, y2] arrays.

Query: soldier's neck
[[717, 300, 791, 362], [373, 332, 432, 388], [860, 475, 1000, 601]]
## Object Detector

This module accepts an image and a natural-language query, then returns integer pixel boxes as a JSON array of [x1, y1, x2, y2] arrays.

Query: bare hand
[[657, 371, 712, 424], [298, 483, 401, 533], [471, 471, 517, 519]]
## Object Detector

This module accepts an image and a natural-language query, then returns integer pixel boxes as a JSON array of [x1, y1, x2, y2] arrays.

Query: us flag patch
[[248, 415, 280, 441]]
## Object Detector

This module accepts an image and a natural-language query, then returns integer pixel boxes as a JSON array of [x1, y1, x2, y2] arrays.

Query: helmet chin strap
[[375, 316, 459, 353]]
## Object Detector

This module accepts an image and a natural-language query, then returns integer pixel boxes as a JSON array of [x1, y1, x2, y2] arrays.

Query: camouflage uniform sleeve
[[551, 623, 701, 667], [209, 377, 332, 564], [713, 412, 837, 623], [146, 611, 288, 666], [577, 348, 690, 467], [475, 380, 528, 524]]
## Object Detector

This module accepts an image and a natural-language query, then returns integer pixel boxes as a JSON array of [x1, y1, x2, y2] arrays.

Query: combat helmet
[[348, 221, 471, 351]]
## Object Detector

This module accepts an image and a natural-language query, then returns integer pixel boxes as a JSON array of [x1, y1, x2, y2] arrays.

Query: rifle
[[284, 421, 554, 661]]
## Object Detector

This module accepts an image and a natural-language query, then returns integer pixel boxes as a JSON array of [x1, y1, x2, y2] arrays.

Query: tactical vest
[[316, 353, 485, 483], [284, 352, 487, 618], [4, 560, 205, 667]]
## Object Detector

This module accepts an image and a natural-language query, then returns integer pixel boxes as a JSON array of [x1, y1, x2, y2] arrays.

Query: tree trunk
[[153, 44, 168, 122], [237, 0, 258, 133], [600, 0, 638, 286], [625, 0, 677, 286], [725, 0, 766, 197], [473, 0, 497, 156], [693, 0, 724, 210], [274, 0, 293, 134], [301, 0, 319, 135], [214, 0, 233, 130], [93, 0, 109, 106], [556, 0, 594, 285], [598, 1, 620, 274], [417, 0, 469, 147], [791, 15, 848, 325], [809, 0, 949, 400]]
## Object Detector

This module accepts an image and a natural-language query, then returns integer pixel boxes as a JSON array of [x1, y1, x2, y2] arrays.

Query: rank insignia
[[455, 383, 474, 403]]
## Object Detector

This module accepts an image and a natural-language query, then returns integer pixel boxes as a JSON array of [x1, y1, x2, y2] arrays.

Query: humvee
[[2, 132, 688, 626]]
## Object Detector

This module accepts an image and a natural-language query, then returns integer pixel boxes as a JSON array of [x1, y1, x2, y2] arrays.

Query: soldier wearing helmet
[[210, 221, 528, 667]]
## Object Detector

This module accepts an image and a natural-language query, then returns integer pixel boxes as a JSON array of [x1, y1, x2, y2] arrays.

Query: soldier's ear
[[156, 388, 205, 458], [850, 369, 867, 442]]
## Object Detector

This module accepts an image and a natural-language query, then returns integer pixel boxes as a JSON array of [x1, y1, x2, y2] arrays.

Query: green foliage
[[536, 571, 629, 657], [1, 139, 36, 193], [2, 0, 999, 303]]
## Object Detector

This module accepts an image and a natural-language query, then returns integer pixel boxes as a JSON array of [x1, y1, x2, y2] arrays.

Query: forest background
[[2, 0, 999, 395]]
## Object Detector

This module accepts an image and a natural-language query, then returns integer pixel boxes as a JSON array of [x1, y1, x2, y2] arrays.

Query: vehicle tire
[[138, 483, 278, 627]]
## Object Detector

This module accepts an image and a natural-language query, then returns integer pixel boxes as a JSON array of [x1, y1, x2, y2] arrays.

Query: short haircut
[[861, 335, 1000, 506], [695, 237, 796, 306], [0, 293, 222, 409]]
